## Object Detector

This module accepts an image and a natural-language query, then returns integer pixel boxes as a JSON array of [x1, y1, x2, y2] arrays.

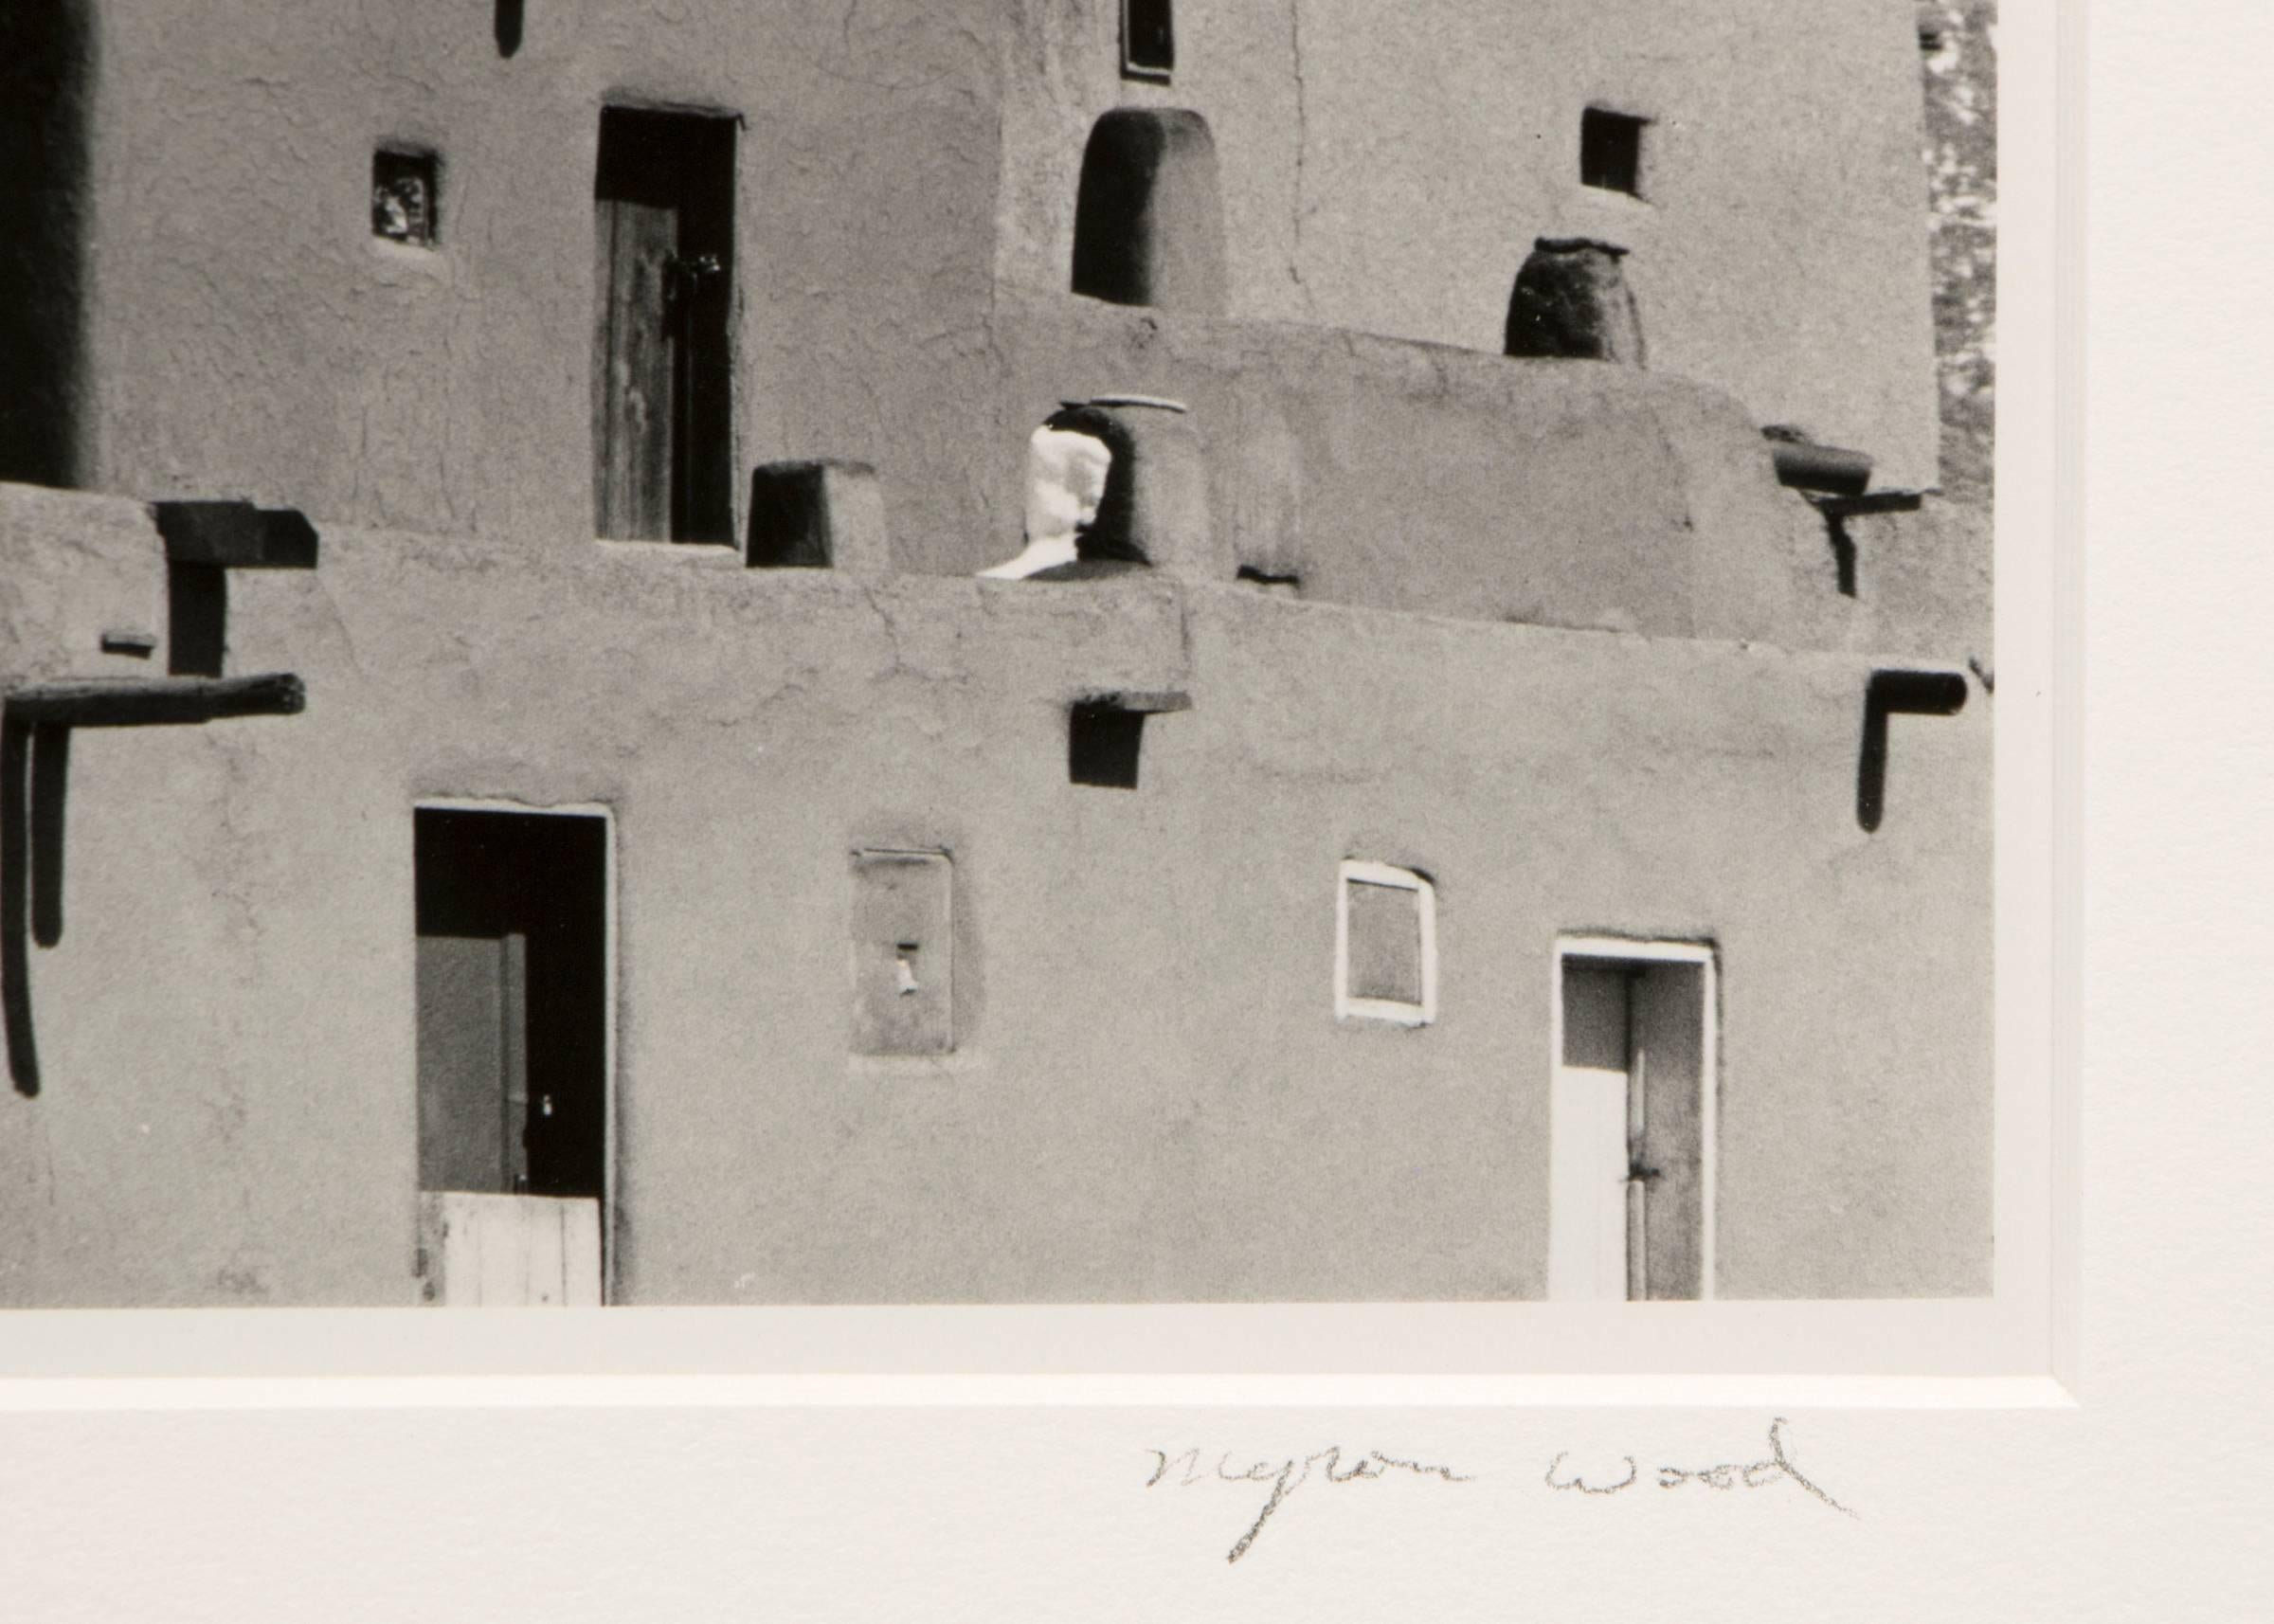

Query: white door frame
[[1548, 935, 1718, 1301]]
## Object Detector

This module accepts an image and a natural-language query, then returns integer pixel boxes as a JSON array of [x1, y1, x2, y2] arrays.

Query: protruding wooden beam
[[4, 673, 305, 729], [1077, 688, 1191, 715], [152, 500, 319, 568], [1766, 436, 1875, 497]]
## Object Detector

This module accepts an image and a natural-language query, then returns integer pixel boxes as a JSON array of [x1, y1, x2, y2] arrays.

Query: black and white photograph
[[2, 0, 2001, 1313], [16, 1, 2274, 1620]]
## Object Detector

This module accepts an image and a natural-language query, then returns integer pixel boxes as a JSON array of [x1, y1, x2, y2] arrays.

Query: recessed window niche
[[851, 850, 954, 1056], [1071, 109, 1226, 315], [372, 149, 439, 245]]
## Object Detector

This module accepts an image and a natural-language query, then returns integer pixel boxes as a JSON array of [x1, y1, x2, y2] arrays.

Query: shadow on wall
[[1, 716, 69, 1095], [0, 0, 93, 490]]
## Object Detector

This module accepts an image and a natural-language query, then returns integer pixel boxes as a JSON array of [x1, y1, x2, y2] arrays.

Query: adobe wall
[[998, 0, 1941, 489], [35, 0, 1003, 556], [0, 486, 1990, 1304], [14, 2, 1968, 659]]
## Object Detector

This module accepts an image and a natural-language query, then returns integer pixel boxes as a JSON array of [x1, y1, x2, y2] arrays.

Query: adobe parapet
[[979, 289, 1970, 654]]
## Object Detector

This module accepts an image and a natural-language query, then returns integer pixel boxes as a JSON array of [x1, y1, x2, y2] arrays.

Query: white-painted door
[[1550, 965, 1634, 1300], [1550, 947, 1712, 1301]]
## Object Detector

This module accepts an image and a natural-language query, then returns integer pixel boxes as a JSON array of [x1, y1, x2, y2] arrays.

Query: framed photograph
[[6, 0, 2254, 1615]]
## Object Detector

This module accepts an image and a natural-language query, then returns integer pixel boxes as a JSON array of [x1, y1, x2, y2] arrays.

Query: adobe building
[[0, 0, 1992, 1307]]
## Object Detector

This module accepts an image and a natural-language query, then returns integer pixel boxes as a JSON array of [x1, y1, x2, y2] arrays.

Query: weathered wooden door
[[416, 930, 528, 1197], [591, 189, 677, 539], [591, 107, 735, 542]]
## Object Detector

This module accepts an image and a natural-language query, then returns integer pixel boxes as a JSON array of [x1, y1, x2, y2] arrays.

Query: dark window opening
[[746, 460, 886, 568], [373, 149, 439, 245], [1069, 701, 1146, 789], [415, 808, 607, 1200], [1856, 670, 1970, 832], [1123, 0, 1174, 81], [496, 0, 525, 57], [593, 106, 737, 544], [1579, 107, 1647, 196]]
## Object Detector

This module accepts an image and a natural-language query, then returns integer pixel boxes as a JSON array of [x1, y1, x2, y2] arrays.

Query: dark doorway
[[592, 106, 737, 543], [414, 807, 607, 1201], [0, 0, 94, 489]]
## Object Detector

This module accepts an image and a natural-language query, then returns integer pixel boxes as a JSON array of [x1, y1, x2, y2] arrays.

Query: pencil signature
[[1147, 1419, 1853, 1565], [1144, 1447, 1475, 1563], [1545, 1417, 1858, 1517]]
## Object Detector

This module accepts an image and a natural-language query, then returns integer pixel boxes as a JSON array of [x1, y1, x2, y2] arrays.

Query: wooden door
[[416, 930, 527, 1195], [592, 189, 678, 539], [591, 107, 736, 543]]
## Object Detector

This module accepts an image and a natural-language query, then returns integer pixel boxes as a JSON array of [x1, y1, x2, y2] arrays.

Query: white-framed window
[[1334, 860, 1437, 1026], [1548, 936, 1718, 1302]]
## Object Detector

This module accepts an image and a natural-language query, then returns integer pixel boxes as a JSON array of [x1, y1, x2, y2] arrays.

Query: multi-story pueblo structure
[[1, 1, 1992, 1307]]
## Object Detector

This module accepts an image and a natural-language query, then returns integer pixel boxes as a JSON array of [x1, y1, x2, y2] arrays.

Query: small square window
[[1122, 0, 1174, 81], [1579, 108, 1647, 197], [373, 149, 439, 245], [1335, 860, 1437, 1026]]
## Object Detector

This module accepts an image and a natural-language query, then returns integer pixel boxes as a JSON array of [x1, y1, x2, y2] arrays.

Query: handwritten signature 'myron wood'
[[1145, 1447, 1474, 1563], [1545, 1417, 1859, 1518]]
